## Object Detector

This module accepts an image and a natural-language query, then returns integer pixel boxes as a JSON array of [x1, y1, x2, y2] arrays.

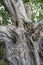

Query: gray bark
[[0, 0, 43, 65], [24, 3, 32, 19], [0, 22, 43, 65], [0, 0, 31, 27]]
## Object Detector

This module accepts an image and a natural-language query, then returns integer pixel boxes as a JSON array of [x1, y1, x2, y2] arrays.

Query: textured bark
[[0, 0, 17, 25], [0, 22, 43, 65], [24, 3, 32, 19], [0, 0, 43, 65], [0, 0, 31, 27]]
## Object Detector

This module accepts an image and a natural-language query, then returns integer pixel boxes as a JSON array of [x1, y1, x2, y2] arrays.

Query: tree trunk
[[0, 0, 43, 65], [24, 3, 32, 19]]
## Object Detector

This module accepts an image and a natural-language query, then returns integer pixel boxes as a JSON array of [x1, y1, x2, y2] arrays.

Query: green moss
[[0, 43, 9, 65], [0, 43, 5, 59], [0, 60, 9, 65]]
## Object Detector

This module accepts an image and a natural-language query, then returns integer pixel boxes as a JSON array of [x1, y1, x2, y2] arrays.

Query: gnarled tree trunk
[[0, 0, 43, 65]]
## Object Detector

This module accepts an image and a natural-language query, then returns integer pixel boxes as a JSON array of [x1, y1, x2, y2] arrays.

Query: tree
[[0, 0, 43, 65]]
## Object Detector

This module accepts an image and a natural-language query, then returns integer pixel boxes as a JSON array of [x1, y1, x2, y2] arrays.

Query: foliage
[[31, 3, 43, 22], [24, 0, 43, 22], [0, 3, 11, 25]]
